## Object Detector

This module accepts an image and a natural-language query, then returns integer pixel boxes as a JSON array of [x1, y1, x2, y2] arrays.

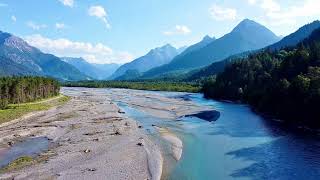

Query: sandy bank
[[156, 127, 183, 161], [0, 87, 163, 180]]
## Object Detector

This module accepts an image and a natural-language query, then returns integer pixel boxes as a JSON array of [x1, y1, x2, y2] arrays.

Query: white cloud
[[260, 0, 280, 12], [163, 25, 191, 36], [209, 4, 237, 21], [58, 0, 74, 7], [0, 3, 8, 7], [267, 0, 320, 19], [258, 0, 320, 26], [24, 34, 133, 64], [247, 0, 256, 5], [11, 16, 16, 22], [55, 23, 67, 30], [88, 5, 111, 29], [26, 21, 47, 30]]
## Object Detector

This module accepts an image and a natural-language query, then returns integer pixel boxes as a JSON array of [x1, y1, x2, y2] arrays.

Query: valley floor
[[0, 87, 209, 180]]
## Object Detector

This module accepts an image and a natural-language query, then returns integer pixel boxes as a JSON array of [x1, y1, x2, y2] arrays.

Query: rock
[[118, 110, 125, 114], [93, 138, 99, 141], [84, 149, 91, 153], [7, 141, 14, 146], [136, 142, 144, 146], [138, 125, 143, 128], [86, 168, 97, 172], [125, 122, 129, 126]]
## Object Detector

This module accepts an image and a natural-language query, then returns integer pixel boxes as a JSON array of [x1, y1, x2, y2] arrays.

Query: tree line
[[202, 28, 320, 128], [0, 76, 60, 109], [63, 80, 200, 93]]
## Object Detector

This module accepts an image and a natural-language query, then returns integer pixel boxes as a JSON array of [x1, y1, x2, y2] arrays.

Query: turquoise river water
[[116, 91, 320, 180]]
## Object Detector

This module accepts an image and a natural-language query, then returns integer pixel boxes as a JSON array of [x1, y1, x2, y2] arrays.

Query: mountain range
[[268, 20, 320, 50], [62, 57, 120, 80], [141, 19, 280, 79], [1, 19, 320, 82], [188, 20, 320, 81], [110, 44, 182, 79], [0, 31, 89, 81]]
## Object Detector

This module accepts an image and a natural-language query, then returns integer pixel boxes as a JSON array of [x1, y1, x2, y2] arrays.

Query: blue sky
[[0, 0, 319, 64]]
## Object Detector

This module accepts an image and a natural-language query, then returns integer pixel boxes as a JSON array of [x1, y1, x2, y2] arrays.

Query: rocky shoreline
[[0, 88, 163, 180], [0, 87, 216, 180]]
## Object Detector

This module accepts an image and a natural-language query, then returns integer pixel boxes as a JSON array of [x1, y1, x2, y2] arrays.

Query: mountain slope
[[142, 19, 280, 78], [0, 56, 37, 76], [62, 57, 120, 80], [179, 35, 216, 57], [0, 31, 89, 80], [268, 20, 320, 50], [91, 63, 120, 80], [202, 26, 320, 128], [110, 44, 179, 79], [188, 20, 320, 81]]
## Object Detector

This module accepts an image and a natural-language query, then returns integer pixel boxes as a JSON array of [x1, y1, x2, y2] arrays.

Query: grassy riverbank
[[63, 80, 201, 93], [0, 95, 70, 125]]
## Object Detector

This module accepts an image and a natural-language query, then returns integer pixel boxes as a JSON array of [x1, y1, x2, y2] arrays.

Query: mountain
[[188, 20, 320, 81], [202, 26, 320, 128], [110, 44, 180, 79], [0, 31, 89, 81], [114, 69, 142, 80], [268, 20, 320, 50], [62, 57, 120, 80], [177, 46, 188, 54], [92, 63, 121, 80], [142, 19, 280, 79], [0, 56, 37, 76], [179, 35, 216, 57]]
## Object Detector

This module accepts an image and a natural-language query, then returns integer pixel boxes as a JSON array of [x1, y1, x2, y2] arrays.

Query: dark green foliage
[[0, 76, 60, 109], [202, 28, 320, 128], [63, 80, 200, 93]]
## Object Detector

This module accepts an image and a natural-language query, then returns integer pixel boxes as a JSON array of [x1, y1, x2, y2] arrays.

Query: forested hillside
[[0, 76, 60, 109], [203, 28, 320, 128], [188, 21, 320, 82]]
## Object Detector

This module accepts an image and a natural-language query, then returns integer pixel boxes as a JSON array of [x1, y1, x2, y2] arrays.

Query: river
[[1, 88, 319, 179], [112, 90, 320, 180]]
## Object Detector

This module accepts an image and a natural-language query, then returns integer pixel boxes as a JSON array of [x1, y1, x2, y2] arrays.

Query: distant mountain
[[114, 69, 142, 80], [268, 20, 320, 50], [188, 20, 320, 81], [62, 57, 120, 80], [177, 46, 188, 55], [110, 44, 180, 79], [0, 31, 89, 81], [142, 19, 280, 79], [92, 63, 120, 80], [180, 35, 216, 57]]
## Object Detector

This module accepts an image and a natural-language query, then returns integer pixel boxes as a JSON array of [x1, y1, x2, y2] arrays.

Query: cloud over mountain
[[24, 34, 133, 64]]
